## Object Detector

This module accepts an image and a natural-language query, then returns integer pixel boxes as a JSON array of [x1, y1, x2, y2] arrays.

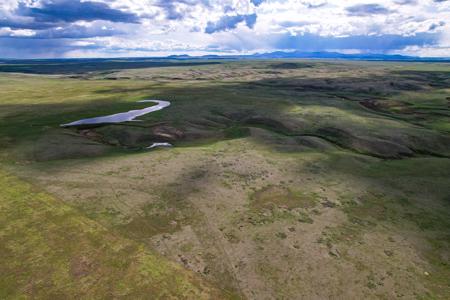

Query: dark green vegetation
[[0, 58, 219, 74], [0, 60, 449, 299]]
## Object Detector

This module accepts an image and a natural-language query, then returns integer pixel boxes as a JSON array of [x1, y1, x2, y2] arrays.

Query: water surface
[[60, 100, 170, 127], [147, 142, 173, 149]]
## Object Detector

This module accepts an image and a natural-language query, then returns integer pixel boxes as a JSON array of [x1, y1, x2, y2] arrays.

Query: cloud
[[393, 0, 417, 5], [0, 0, 139, 40], [0, 37, 75, 58], [0, 0, 449, 58], [346, 4, 392, 16], [205, 13, 257, 34], [278, 21, 313, 27], [303, 1, 327, 9], [270, 32, 440, 52], [0, 27, 36, 37], [429, 21, 445, 31], [37, 24, 121, 39], [0, 17, 56, 30], [0, 23, 122, 39], [251, 0, 265, 6], [20, 0, 139, 23], [155, 0, 210, 20]]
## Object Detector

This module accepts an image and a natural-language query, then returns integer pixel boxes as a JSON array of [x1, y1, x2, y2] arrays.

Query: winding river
[[60, 100, 171, 127]]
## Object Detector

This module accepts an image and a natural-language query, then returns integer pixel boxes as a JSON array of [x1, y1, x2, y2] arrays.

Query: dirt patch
[[70, 255, 97, 278], [119, 208, 183, 239]]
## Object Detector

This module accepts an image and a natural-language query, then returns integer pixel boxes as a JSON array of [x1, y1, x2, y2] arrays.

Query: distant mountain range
[[168, 51, 450, 62], [1, 51, 449, 63]]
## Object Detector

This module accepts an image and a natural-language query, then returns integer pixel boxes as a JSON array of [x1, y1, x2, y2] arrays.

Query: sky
[[0, 0, 449, 58]]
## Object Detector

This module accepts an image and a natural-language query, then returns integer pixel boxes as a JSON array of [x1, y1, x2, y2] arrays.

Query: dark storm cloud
[[346, 4, 392, 16], [0, 37, 89, 58], [0, 18, 56, 30], [19, 0, 139, 23], [0, 1, 138, 40], [205, 14, 257, 34]]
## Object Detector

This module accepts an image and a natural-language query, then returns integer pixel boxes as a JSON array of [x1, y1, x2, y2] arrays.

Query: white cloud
[[0, 27, 36, 37], [0, 0, 449, 57]]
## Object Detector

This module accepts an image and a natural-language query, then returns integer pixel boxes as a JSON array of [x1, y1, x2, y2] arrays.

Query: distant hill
[[0, 51, 448, 70], [244, 51, 450, 61], [183, 51, 450, 62]]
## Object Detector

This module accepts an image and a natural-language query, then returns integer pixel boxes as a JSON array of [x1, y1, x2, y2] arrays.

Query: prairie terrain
[[0, 59, 449, 299]]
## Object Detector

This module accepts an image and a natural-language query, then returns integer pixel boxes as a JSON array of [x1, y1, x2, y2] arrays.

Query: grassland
[[0, 169, 225, 298], [0, 60, 449, 299]]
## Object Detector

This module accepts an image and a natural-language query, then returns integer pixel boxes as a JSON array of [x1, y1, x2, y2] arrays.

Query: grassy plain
[[0, 59, 449, 299]]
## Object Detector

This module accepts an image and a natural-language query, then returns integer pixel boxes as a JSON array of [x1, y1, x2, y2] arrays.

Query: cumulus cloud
[[0, 0, 139, 41], [270, 32, 439, 52], [250, 0, 265, 6], [20, 0, 139, 23], [346, 4, 392, 16], [0, 0, 449, 58], [302, 1, 327, 9], [154, 0, 210, 20], [205, 13, 257, 33], [394, 0, 417, 5]]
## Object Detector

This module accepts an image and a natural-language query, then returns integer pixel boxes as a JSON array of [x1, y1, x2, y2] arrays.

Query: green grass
[[0, 59, 449, 299], [1, 60, 449, 161], [0, 169, 226, 299], [250, 185, 318, 211]]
